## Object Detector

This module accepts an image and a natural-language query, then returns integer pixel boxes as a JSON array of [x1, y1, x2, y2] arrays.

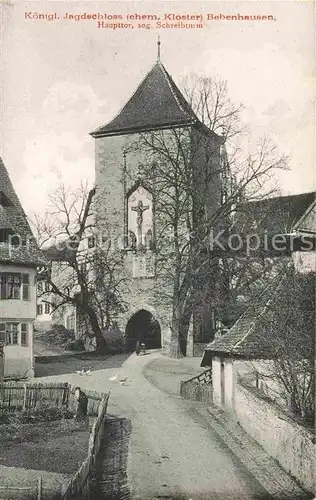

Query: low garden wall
[[180, 369, 212, 403], [235, 380, 315, 494]]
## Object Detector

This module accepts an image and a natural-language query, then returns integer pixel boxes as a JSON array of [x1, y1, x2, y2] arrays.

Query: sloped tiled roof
[[204, 273, 285, 359], [0, 158, 47, 267], [293, 199, 316, 234], [235, 192, 316, 235], [91, 61, 220, 140]]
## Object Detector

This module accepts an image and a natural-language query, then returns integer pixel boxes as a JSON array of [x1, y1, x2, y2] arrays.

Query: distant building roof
[[90, 61, 221, 141], [235, 192, 316, 235], [0, 158, 47, 267], [43, 240, 77, 262]]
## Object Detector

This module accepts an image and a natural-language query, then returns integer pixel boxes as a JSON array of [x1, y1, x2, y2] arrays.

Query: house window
[[132, 255, 155, 278], [0, 322, 29, 346], [22, 274, 30, 300], [0, 228, 14, 243], [37, 304, 43, 315], [44, 281, 50, 292], [0, 323, 5, 344], [0, 191, 13, 207], [21, 323, 28, 346], [88, 236, 95, 248], [65, 313, 75, 332], [44, 303, 50, 314], [6, 323, 19, 345], [0, 273, 30, 300], [7, 273, 22, 299]]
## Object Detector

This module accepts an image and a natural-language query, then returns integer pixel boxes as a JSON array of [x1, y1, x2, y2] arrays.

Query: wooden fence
[[60, 392, 110, 500], [0, 382, 105, 417], [180, 369, 213, 403]]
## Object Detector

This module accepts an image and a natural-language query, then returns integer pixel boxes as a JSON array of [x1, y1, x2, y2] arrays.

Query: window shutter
[[22, 274, 29, 300], [0, 273, 6, 299], [0, 323, 5, 344], [21, 324, 28, 346]]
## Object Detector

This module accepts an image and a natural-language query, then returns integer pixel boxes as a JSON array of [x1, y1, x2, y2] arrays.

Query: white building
[[35, 279, 53, 330], [0, 158, 46, 378]]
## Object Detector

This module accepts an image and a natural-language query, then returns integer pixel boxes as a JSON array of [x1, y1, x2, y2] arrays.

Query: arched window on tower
[[126, 182, 154, 252]]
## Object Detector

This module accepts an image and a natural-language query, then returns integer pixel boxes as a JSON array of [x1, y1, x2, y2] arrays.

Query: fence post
[[37, 476, 42, 500], [23, 384, 27, 411]]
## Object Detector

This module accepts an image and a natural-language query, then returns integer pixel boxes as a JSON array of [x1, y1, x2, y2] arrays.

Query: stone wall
[[94, 126, 221, 352], [95, 132, 173, 348], [234, 381, 315, 494]]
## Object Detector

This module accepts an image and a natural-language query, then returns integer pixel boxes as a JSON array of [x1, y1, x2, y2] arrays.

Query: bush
[[101, 326, 124, 354], [0, 405, 73, 425], [64, 338, 85, 352], [41, 324, 75, 348]]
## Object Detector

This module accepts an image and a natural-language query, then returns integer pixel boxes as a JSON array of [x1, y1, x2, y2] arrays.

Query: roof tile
[[91, 62, 197, 137], [0, 158, 47, 267]]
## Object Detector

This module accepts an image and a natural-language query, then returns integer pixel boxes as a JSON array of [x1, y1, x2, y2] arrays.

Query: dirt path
[[103, 354, 267, 500], [35, 352, 308, 500]]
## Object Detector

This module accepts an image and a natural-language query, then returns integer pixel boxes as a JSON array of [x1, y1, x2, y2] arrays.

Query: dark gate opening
[[125, 309, 161, 352]]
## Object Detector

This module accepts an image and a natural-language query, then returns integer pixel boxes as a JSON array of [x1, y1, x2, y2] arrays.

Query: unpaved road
[[104, 354, 268, 500], [35, 351, 307, 500]]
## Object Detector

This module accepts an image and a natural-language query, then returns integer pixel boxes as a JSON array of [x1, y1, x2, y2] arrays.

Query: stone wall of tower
[[94, 126, 221, 353], [94, 132, 173, 348]]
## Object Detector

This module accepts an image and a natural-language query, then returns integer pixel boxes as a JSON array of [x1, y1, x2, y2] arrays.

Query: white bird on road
[[76, 367, 91, 376], [108, 373, 128, 385]]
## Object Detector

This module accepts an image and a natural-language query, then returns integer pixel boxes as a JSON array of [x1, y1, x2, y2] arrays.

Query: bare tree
[[253, 264, 315, 425], [34, 184, 127, 353], [128, 74, 288, 358]]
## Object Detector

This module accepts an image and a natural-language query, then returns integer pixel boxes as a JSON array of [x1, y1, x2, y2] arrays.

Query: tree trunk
[[169, 307, 184, 358], [83, 303, 107, 354], [95, 334, 107, 354]]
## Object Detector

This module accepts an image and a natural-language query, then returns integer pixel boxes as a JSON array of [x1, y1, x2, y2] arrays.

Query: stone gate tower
[[90, 53, 222, 355]]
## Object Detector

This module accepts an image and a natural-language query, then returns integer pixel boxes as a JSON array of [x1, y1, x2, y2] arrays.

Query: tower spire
[[157, 35, 161, 62]]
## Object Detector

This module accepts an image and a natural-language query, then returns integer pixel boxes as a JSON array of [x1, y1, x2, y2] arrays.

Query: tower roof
[[91, 61, 219, 139], [0, 157, 47, 266]]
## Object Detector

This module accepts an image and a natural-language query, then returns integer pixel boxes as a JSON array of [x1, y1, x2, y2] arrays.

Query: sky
[[1, 0, 315, 219]]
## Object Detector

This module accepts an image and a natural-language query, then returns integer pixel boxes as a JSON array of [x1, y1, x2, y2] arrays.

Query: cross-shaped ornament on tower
[[131, 200, 149, 250]]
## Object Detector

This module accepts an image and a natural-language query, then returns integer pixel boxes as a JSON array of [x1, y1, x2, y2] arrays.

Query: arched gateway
[[125, 309, 161, 352]]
